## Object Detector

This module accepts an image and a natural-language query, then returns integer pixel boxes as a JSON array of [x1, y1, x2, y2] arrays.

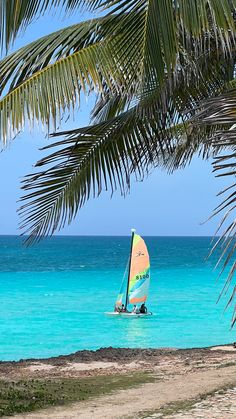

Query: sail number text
[[136, 274, 149, 280]]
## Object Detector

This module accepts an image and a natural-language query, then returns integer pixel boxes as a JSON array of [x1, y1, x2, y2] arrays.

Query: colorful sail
[[115, 275, 126, 306], [128, 234, 150, 304]]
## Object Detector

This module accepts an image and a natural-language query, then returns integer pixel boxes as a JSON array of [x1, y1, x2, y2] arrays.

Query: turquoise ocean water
[[0, 235, 234, 361]]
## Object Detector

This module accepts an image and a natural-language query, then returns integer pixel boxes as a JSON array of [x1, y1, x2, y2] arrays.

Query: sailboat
[[105, 229, 152, 317]]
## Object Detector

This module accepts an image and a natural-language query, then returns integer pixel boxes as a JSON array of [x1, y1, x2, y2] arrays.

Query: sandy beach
[[0, 344, 236, 418]]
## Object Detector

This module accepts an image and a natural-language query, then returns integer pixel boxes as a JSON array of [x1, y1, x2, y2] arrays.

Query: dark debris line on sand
[[1, 345, 235, 368]]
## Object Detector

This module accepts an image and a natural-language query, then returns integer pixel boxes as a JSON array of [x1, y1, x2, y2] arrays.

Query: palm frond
[[192, 87, 236, 127], [0, 32, 131, 144], [102, 0, 236, 98], [90, 45, 235, 167], [98, 0, 236, 73], [19, 89, 231, 246], [190, 89, 236, 325], [0, 0, 101, 52], [91, 93, 131, 123], [0, 8, 153, 144], [17, 38, 235, 243], [211, 146, 236, 326], [19, 106, 188, 244], [1, 0, 235, 146], [0, 18, 106, 95], [5, 1, 234, 94]]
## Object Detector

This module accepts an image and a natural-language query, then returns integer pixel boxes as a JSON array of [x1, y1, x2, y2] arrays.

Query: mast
[[125, 228, 136, 310]]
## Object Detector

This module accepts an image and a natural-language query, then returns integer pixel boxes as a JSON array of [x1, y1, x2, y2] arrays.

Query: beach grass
[[0, 372, 155, 416]]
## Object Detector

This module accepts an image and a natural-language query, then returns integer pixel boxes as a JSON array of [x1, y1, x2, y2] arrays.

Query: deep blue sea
[[0, 235, 234, 361]]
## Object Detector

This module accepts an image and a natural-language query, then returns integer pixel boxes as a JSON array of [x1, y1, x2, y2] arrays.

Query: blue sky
[[0, 9, 228, 236]]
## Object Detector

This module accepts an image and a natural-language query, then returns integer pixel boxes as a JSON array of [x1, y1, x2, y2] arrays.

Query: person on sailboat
[[132, 305, 140, 314], [139, 303, 147, 314], [114, 305, 121, 313], [105, 230, 152, 317]]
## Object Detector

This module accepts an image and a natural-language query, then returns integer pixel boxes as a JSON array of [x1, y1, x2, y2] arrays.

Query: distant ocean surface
[[0, 235, 234, 361]]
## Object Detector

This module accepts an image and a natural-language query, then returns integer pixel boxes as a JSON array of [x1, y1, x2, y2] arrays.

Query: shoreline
[[0, 342, 236, 417], [1, 342, 235, 366]]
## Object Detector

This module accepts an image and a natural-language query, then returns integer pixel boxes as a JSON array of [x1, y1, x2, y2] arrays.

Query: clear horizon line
[[0, 233, 217, 238]]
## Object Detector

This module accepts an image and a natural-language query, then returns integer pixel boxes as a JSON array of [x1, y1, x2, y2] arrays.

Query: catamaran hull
[[105, 312, 153, 317]]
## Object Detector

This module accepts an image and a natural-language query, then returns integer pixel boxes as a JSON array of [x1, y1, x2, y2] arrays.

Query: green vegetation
[[0, 372, 155, 417]]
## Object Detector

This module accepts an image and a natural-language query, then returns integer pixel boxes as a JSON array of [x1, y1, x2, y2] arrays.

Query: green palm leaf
[[19, 96, 229, 245], [190, 90, 236, 325], [0, 8, 153, 144], [18, 41, 235, 244], [0, 33, 130, 144], [0, 0, 235, 146], [19, 107, 184, 244], [0, 18, 105, 94], [211, 147, 236, 326], [0, 0, 99, 51]]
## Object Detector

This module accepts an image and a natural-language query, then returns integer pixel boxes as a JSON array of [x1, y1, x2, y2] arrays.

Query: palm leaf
[[0, 22, 168, 145], [0, 18, 105, 94], [190, 89, 236, 325], [19, 106, 186, 244], [0, 1, 235, 146], [0, 0, 101, 51], [18, 40, 235, 243], [19, 90, 230, 246], [98, 0, 236, 72], [0, 33, 131, 144], [0, 8, 155, 144], [211, 147, 236, 326]]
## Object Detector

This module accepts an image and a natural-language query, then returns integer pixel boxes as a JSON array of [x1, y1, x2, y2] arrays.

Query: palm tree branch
[[19, 107, 188, 244], [190, 88, 236, 325], [0, 33, 132, 144], [0, 0, 103, 51], [19, 92, 231, 246], [0, 18, 108, 94]]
